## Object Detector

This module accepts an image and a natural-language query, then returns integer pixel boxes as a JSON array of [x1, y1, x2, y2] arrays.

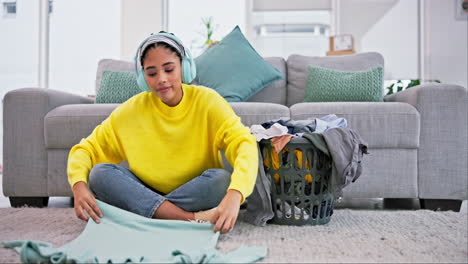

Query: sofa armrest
[[384, 83, 467, 200], [2, 88, 94, 197]]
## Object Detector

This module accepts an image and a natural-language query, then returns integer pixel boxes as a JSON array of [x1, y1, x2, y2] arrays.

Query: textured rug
[[0, 207, 466, 263]]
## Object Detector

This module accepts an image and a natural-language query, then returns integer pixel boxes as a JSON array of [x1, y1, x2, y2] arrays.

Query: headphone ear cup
[[190, 56, 196, 82], [136, 70, 151, 92], [181, 57, 193, 84]]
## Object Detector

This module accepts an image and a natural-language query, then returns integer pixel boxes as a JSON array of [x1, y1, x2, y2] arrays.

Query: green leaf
[[385, 83, 395, 95], [406, 79, 420, 89]]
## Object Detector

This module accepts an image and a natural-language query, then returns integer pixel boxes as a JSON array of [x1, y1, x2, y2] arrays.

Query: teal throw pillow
[[194, 26, 284, 102], [96, 70, 142, 103], [304, 66, 384, 102]]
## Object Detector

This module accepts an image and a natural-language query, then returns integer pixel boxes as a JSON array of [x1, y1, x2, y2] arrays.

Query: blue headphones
[[134, 31, 196, 92]]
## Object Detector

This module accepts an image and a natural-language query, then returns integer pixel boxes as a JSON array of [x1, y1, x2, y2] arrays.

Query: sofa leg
[[419, 199, 462, 212], [9, 197, 49, 208], [383, 198, 420, 209]]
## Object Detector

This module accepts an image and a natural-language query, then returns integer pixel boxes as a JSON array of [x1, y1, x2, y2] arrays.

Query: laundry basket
[[260, 137, 335, 225]]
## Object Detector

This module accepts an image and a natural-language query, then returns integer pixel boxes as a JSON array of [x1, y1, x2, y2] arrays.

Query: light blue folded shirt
[[2, 200, 267, 263]]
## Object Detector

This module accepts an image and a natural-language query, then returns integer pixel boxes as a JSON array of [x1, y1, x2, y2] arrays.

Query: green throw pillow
[[96, 70, 142, 103], [194, 26, 284, 102], [304, 66, 384, 102]]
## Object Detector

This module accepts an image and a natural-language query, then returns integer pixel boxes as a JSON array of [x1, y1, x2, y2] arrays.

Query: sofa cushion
[[304, 66, 384, 102], [96, 59, 133, 94], [45, 104, 119, 148], [229, 102, 290, 127], [96, 70, 142, 103], [194, 26, 284, 102], [246, 57, 287, 105], [95, 57, 287, 105], [290, 102, 419, 148], [287, 52, 384, 106], [44, 102, 290, 149]]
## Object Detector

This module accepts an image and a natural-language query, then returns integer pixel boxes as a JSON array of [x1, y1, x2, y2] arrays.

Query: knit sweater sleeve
[[212, 98, 258, 203], [67, 110, 124, 189]]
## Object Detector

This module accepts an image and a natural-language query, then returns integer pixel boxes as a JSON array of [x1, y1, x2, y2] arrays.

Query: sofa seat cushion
[[45, 102, 290, 149], [45, 104, 119, 148], [230, 102, 290, 127], [290, 102, 420, 148]]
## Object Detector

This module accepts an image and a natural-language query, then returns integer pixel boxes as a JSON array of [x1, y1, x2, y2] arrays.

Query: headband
[[139, 35, 186, 66]]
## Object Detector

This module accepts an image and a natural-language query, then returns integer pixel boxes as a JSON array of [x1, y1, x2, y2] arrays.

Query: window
[[3, 1, 16, 17]]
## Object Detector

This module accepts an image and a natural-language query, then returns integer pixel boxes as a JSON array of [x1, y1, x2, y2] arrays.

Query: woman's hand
[[210, 189, 242, 233], [72, 181, 103, 223]]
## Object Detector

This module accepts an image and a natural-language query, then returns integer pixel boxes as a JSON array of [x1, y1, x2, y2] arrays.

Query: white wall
[[168, 0, 246, 57], [121, 0, 162, 62], [253, 0, 331, 11], [340, 0, 419, 80], [249, 10, 331, 58], [0, 0, 40, 94], [0, 0, 41, 163], [48, 0, 121, 96], [339, 0, 467, 87], [424, 0, 467, 88]]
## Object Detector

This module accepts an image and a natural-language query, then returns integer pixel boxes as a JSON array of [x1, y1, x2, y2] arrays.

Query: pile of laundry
[[244, 114, 369, 226], [251, 114, 348, 150]]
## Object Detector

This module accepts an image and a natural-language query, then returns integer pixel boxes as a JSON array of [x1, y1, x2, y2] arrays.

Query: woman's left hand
[[210, 189, 243, 233]]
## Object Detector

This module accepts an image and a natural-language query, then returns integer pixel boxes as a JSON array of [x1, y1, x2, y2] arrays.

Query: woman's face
[[143, 46, 183, 107]]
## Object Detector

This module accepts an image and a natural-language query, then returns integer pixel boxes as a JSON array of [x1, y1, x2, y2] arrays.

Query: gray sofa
[[3, 52, 467, 210]]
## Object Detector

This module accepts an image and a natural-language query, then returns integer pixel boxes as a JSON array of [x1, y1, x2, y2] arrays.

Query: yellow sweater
[[67, 84, 258, 202]]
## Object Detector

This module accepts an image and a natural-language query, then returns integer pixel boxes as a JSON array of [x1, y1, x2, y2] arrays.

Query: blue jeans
[[88, 163, 231, 218]]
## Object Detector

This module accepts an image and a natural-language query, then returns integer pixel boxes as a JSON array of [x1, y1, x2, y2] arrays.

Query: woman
[[67, 32, 258, 233]]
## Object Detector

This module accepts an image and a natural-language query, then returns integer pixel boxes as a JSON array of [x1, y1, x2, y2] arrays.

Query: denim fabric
[[88, 163, 231, 218]]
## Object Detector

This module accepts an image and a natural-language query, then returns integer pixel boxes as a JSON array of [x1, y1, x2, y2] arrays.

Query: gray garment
[[244, 144, 275, 226], [303, 128, 369, 198], [268, 114, 347, 134], [300, 133, 330, 156], [284, 119, 316, 134]]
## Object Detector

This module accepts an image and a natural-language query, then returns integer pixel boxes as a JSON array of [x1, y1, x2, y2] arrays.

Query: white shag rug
[[0, 207, 466, 263]]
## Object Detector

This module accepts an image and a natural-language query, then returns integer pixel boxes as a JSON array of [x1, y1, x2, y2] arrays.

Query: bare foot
[[194, 207, 217, 222]]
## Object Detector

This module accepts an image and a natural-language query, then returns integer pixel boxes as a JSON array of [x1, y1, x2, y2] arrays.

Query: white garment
[[250, 123, 289, 142]]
